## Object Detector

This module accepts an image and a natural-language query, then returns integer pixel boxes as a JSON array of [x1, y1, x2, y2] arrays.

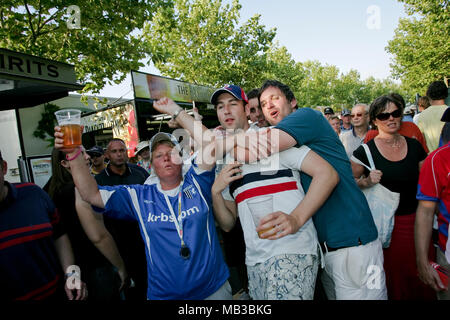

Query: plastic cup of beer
[[54, 109, 82, 149], [247, 195, 274, 238]]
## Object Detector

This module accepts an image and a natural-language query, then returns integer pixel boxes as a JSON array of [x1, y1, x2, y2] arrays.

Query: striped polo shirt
[[223, 146, 319, 266], [0, 182, 65, 300]]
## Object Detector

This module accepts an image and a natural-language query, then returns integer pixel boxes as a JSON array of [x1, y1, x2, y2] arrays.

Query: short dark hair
[[258, 80, 296, 103], [369, 95, 404, 124], [388, 93, 406, 109], [246, 88, 259, 100], [426, 81, 448, 100]]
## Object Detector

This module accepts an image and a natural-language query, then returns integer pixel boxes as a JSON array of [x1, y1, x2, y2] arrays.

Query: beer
[[55, 109, 82, 149], [61, 124, 82, 148], [258, 226, 275, 238], [247, 195, 274, 239]]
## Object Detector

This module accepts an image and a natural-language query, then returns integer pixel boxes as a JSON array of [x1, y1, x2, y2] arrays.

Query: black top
[[353, 136, 428, 216], [43, 180, 109, 279], [95, 162, 150, 186]]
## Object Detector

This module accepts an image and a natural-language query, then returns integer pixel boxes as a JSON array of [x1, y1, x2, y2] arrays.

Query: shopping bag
[[351, 144, 400, 248]]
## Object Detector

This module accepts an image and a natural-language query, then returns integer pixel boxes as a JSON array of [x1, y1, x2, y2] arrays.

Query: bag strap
[[361, 144, 376, 170], [350, 155, 372, 172], [350, 144, 375, 172]]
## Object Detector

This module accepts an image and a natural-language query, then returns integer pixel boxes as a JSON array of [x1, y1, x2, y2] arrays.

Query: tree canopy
[[144, 0, 406, 110], [144, 0, 276, 89], [0, 0, 172, 95], [1, 0, 421, 109], [386, 0, 449, 95]]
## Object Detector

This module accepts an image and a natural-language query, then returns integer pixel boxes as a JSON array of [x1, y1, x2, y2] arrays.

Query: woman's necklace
[[377, 135, 402, 149]]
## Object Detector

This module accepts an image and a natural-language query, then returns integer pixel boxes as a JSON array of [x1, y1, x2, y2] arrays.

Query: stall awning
[[0, 48, 84, 110]]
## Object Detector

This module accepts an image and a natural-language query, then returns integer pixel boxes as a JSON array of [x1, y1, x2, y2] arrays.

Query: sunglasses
[[375, 109, 402, 121], [350, 112, 367, 118]]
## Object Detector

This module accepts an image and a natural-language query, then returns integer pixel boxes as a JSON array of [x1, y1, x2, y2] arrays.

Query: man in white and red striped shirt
[[208, 86, 339, 300]]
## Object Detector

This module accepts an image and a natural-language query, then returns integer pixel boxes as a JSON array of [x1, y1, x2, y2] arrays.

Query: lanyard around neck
[[163, 191, 186, 247]]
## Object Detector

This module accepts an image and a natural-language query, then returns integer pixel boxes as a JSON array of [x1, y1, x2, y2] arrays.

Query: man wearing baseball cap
[[340, 109, 353, 132], [323, 107, 334, 121], [210, 84, 250, 134], [208, 84, 251, 298], [87, 145, 106, 175]]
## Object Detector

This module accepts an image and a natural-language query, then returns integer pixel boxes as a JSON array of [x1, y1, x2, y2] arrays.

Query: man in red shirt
[[415, 108, 450, 299]]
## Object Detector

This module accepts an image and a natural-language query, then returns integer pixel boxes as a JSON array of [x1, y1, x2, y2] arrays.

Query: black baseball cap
[[87, 146, 104, 156], [324, 107, 334, 115]]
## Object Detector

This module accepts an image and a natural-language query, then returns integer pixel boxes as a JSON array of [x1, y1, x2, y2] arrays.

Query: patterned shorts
[[247, 253, 319, 300]]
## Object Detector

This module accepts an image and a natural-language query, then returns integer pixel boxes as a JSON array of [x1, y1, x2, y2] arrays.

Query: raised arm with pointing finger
[[153, 97, 214, 148], [153, 97, 272, 164]]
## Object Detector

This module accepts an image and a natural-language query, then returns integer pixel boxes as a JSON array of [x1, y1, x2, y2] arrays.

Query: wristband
[[172, 108, 183, 120], [66, 147, 82, 161]]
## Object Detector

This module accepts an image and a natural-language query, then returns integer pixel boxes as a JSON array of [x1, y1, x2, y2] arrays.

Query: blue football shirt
[[97, 162, 229, 300]]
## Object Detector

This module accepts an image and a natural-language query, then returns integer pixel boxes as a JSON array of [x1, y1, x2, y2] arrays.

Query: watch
[[172, 108, 183, 120]]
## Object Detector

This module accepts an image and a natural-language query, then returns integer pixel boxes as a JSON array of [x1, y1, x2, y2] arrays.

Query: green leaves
[[0, 0, 172, 94], [33, 103, 60, 147], [143, 0, 275, 88], [1, 0, 424, 109], [143, 0, 404, 110], [386, 0, 449, 95]]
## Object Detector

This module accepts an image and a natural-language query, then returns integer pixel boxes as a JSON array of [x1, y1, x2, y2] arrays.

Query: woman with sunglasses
[[350, 95, 435, 300], [364, 93, 429, 153]]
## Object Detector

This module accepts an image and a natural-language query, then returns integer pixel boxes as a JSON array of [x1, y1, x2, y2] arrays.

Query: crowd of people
[[0, 78, 448, 301]]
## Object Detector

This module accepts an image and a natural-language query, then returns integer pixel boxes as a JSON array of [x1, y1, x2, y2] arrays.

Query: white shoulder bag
[[351, 144, 400, 248]]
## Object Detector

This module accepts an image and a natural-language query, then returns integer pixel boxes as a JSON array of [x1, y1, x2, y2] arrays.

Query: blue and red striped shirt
[[0, 182, 65, 300]]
